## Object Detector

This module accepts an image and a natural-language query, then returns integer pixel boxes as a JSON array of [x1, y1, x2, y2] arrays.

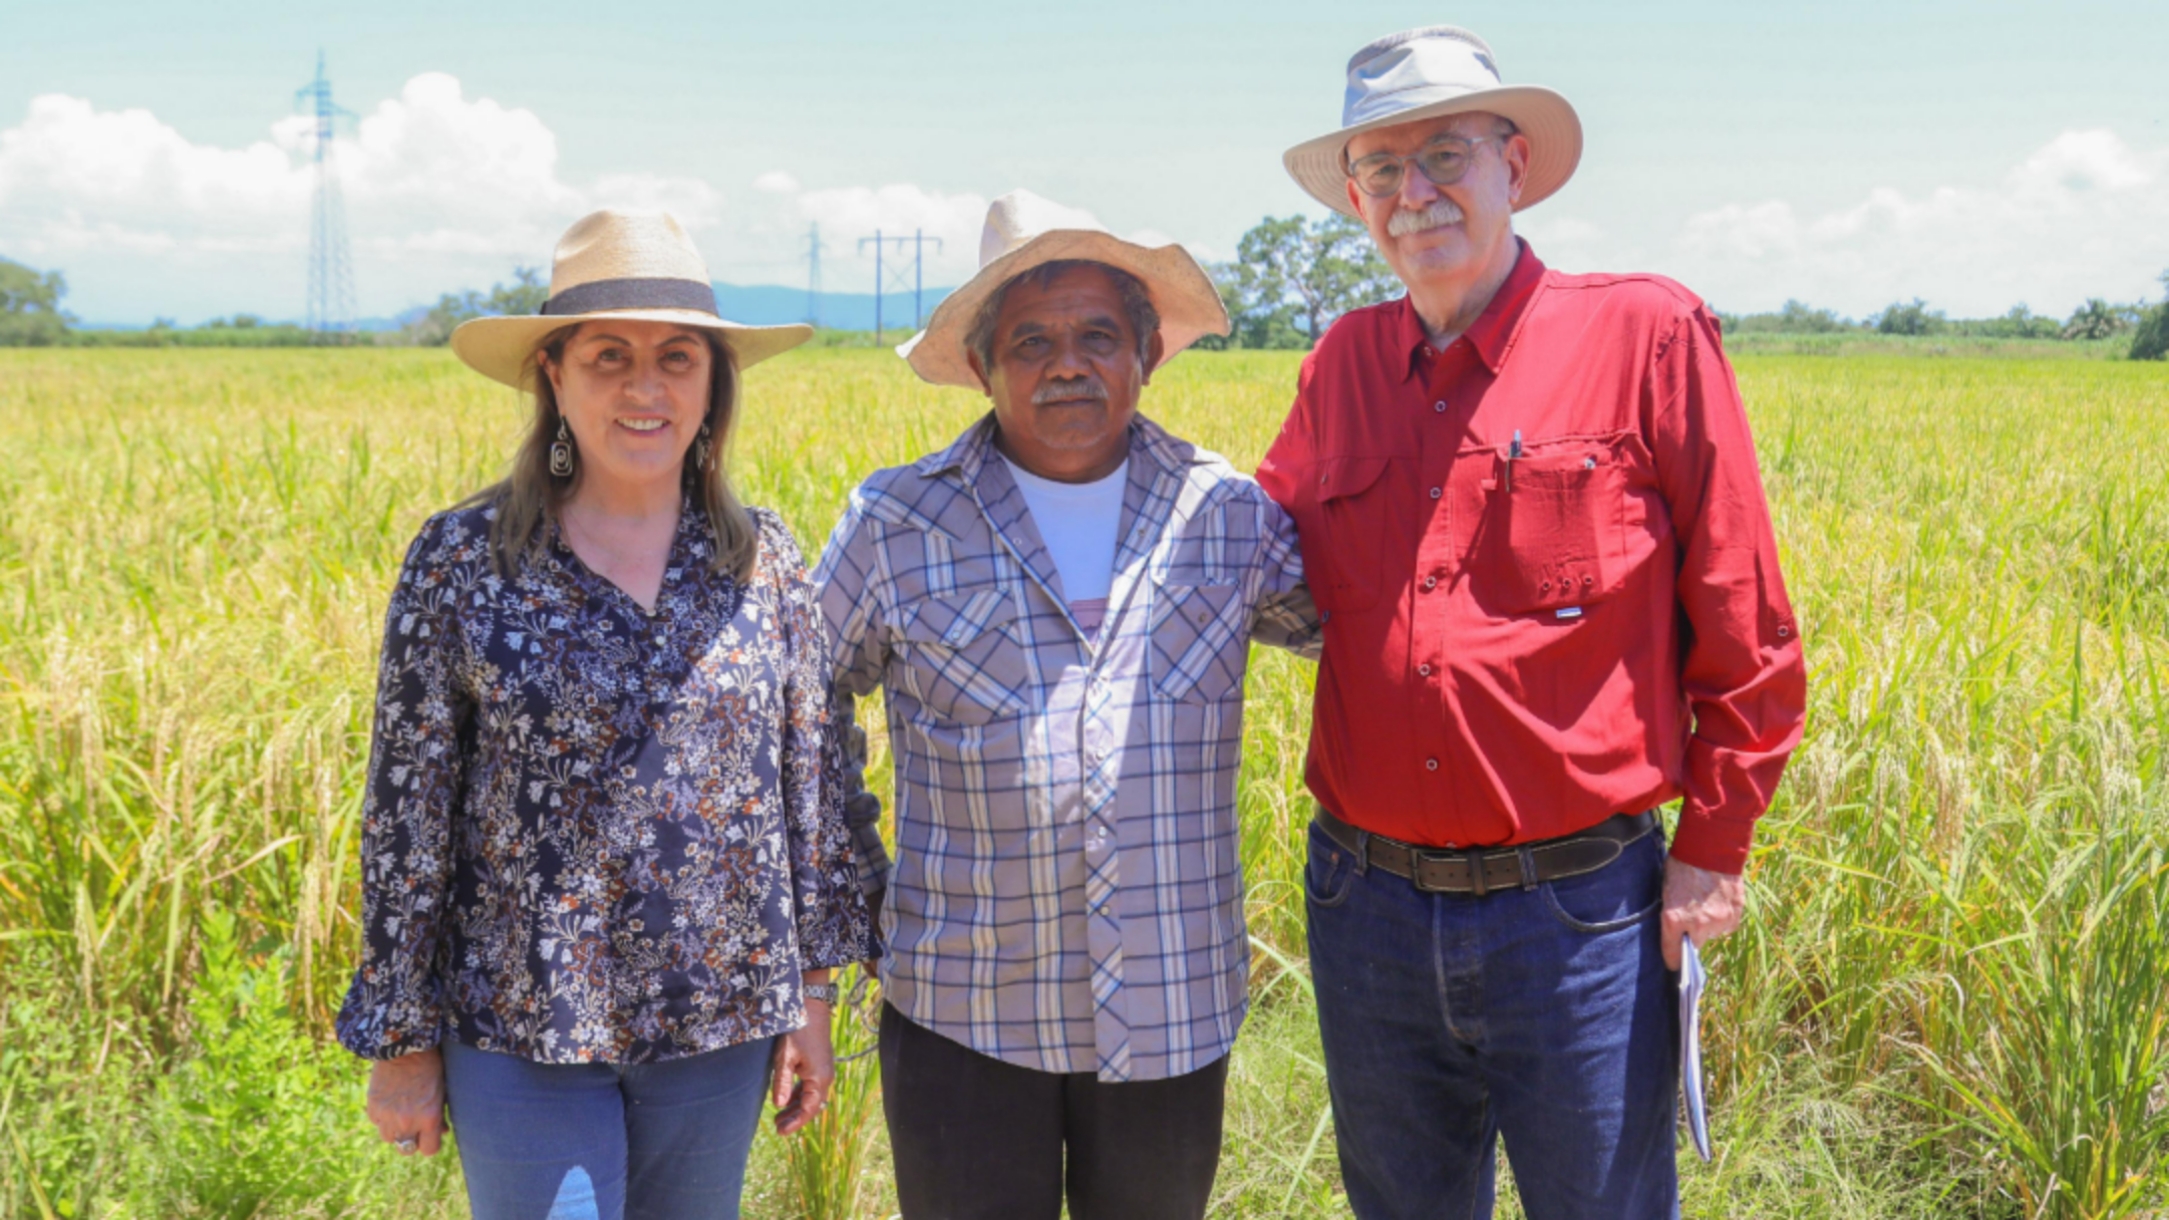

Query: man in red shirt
[[1259, 26, 1806, 1219]]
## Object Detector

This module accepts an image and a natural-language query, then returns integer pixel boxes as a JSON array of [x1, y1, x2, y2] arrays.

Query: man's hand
[[863, 889, 885, 982], [771, 1001, 836, 1136], [367, 1048, 447, 1156], [1660, 856, 1744, 971]]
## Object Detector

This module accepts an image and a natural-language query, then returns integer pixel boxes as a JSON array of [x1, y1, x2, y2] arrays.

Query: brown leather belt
[[1313, 807, 1656, 897]]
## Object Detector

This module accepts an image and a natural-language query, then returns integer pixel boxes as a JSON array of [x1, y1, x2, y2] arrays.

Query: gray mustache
[[1033, 379, 1109, 405], [1388, 198, 1465, 237]]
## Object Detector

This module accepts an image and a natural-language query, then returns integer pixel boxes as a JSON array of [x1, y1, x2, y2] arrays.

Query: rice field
[[0, 345, 2164, 1218]]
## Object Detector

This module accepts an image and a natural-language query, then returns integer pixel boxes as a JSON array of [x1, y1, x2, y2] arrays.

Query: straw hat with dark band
[[1283, 26, 1582, 218], [451, 210, 811, 388], [898, 189, 1230, 390]]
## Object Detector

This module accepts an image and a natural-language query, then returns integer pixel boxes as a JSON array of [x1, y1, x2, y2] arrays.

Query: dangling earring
[[549, 417, 576, 478], [696, 421, 715, 473]]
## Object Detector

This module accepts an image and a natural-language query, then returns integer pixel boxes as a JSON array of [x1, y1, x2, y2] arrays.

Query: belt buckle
[[1410, 847, 1489, 896]]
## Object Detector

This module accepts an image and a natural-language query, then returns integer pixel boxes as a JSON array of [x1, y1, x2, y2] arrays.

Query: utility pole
[[859, 229, 944, 344], [859, 231, 891, 342], [294, 50, 357, 341], [803, 222, 824, 327]]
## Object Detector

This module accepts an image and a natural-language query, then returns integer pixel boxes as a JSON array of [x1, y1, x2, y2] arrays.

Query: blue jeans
[[1306, 820, 1679, 1220], [442, 1036, 775, 1220]]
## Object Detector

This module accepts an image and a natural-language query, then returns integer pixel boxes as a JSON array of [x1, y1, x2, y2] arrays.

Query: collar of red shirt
[[1387, 238, 1548, 383]]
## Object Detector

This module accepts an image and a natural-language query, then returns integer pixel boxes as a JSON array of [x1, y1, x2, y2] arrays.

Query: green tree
[[401, 266, 548, 345], [487, 265, 549, 316], [1978, 304, 2060, 340], [2060, 297, 2143, 341], [2129, 271, 2169, 361], [1873, 298, 1946, 336], [1776, 299, 1852, 333], [1213, 214, 1399, 349], [0, 256, 73, 345]]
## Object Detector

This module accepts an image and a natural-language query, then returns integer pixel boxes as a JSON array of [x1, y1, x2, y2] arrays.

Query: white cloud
[[0, 81, 1223, 323], [0, 76, 720, 321], [1660, 129, 2169, 317]]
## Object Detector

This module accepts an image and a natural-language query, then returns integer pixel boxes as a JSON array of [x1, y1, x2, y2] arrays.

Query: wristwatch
[[805, 981, 840, 1005]]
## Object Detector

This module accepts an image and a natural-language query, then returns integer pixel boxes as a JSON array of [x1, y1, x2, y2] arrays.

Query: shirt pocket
[[1468, 445, 1628, 616], [894, 585, 1029, 724], [1149, 582, 1245, 704], [1298, 455, 1392, 615]]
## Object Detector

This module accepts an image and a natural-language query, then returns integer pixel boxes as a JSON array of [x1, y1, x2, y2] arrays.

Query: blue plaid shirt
[[814, 414, 1320, 1082]]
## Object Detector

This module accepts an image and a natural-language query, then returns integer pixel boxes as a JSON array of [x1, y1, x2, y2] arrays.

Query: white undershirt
[[1000, 456, 1127, 616]]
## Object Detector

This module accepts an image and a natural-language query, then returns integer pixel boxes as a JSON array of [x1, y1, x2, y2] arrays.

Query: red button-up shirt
[[1257, 243, 1805, 874]]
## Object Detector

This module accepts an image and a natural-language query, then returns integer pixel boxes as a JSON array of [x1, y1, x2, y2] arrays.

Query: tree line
[[0, 258, 548, 348], [1190, 218, 2169, 361], [6, 241, 2168, 360]]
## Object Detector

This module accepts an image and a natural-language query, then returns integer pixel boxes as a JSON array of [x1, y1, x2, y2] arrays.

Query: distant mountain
[[712, 281, 954, 333]]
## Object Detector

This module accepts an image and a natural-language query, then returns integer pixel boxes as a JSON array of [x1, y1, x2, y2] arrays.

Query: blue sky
[[3, 0, 2165, 324]]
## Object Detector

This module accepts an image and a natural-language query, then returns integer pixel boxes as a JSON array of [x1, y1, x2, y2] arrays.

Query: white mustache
[[1034, 379, 1108, 405], [1387, 198, 1465, 238]]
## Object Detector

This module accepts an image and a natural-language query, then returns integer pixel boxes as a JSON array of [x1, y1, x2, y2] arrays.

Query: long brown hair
[[470, 323, 758, 581]]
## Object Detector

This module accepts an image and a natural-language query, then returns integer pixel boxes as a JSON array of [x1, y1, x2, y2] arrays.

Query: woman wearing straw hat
[[334, 209, 876, 1220]]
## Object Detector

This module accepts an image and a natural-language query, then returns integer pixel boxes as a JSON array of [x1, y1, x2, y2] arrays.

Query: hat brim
[[449, 309, 814, 389], [897, 230, 1231, 390], [1282, 85, 1583, 218]]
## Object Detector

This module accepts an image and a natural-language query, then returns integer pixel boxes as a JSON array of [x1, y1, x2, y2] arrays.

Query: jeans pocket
[[1304, 823, 1359, 909], [1541, 835, 1663, 933]]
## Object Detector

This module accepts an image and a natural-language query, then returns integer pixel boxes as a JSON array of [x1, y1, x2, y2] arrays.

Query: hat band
[[541, 277, 719, 317]]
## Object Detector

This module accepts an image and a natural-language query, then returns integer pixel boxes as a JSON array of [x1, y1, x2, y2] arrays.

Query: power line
[[858, 229, 944, 344], [294, 50, 357, 341]]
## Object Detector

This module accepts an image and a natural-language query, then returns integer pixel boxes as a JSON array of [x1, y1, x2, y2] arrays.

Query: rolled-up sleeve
[[811, 494, 894, 900], [770, 518, 879, 970], [334, 520, 467, 1060], [1650, 307, 1808, 873]]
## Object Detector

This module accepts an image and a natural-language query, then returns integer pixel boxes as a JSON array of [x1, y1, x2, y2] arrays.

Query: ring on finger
[[395, 1136, 419, 1154]]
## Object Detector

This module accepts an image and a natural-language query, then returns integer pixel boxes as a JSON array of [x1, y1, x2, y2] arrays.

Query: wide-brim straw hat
[[1283, 26, 1582, 219], [898, 189, 1230, 389], [451, 209, 811, 388]]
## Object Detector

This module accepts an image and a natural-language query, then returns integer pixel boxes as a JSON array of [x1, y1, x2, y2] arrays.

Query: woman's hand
[[367, 1048, 448, 1156], [770, 1000, 836, 1136]]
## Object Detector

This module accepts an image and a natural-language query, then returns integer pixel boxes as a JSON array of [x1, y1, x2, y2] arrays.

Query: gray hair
[[965, 260, 1161, 372]]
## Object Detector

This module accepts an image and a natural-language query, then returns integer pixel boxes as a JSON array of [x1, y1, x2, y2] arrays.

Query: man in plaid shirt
[[813, 190, 1320, 1220]]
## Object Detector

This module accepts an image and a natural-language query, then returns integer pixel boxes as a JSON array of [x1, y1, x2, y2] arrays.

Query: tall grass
[[0, 348, 2163, 1217]]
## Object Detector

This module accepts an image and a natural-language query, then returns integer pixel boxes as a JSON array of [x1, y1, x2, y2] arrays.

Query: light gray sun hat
[[1282, 25, 1583, 218], [451, 209, 812, 388], [897, 189, 1230, 390]]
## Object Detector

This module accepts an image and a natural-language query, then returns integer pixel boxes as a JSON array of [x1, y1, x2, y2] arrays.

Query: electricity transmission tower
[[295, 51, 357, 341], [858, 229, 943, 344], [803, 223, 825, 326]]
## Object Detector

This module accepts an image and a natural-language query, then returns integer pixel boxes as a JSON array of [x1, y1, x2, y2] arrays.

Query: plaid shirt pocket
[[896, 584, 1029, 723], [1149, 583, 1245, 704]]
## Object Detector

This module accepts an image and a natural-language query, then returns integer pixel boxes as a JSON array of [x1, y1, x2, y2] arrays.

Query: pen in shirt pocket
[[1504, 429, 1522, 493]]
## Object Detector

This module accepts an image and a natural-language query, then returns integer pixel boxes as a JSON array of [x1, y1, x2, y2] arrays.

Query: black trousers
[[879, 1004, 1229, 1220]]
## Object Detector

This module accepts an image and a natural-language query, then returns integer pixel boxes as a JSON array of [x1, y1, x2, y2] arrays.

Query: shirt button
[[1417, 663, 1432, 676], [1425, 758, 1440, 772], [1422, 576, 1437, 590], [1433, 401, 1447, 414], [1429, 486, 1442, 500]]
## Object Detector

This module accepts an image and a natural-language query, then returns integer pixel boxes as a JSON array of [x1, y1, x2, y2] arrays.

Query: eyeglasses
[[1344, 136, 1501, 199]]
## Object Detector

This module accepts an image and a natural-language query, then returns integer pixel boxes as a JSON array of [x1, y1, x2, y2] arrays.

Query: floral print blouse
[[335, 500, 875, 1065]]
